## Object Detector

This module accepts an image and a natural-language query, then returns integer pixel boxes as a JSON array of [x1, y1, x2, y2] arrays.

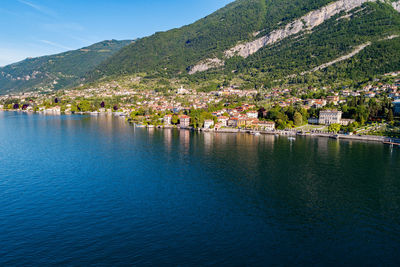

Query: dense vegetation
[[2, 0, 400, 93], [90, 0, 400, 89], [199, 2, 400, 88], [90, 0, 338, 78], [256, 94, 395, 131], [0, 40, 131, 94]]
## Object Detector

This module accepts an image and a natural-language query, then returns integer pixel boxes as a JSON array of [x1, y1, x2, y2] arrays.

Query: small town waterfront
[[1, 111, 400, 266]]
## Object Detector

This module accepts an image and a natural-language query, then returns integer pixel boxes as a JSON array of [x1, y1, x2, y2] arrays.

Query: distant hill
[[90, 0, 400, 88], [0, 40, 131, 94]]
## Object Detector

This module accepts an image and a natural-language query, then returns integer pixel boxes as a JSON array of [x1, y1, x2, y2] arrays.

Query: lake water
[[1, 111, 400, 266]]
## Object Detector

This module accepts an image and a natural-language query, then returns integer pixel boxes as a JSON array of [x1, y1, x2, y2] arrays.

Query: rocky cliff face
[[225, 0, 377, 58], [188, 58, 224, 75], [190, 0, 382, 74], [393, 1, 400, 12]]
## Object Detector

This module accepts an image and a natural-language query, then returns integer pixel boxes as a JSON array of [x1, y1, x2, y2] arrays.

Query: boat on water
[[288, 137, 296, 141], [250, 131, 261, 136]]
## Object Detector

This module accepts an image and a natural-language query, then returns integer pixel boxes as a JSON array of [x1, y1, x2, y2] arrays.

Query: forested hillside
[[89, 0, 400, 90], [0, 40, 131, 94], [218, 1, 400, 87], [90, 0, 338, 77], [2, 0, 400, 93]]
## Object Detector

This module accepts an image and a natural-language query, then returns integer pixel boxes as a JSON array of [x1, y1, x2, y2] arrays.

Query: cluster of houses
[[270, 81, 400, 108], [163, 105, 276, 131], [1, 77, 400, 131]]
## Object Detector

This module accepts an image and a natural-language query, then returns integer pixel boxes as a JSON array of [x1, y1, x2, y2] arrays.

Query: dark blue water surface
[[1, 111, 400, 266]]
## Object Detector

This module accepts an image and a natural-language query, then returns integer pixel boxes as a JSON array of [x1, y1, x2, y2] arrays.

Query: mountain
[[0, 40, 131, 94], [3, 0, 400, 94], [90, 0, 400, 88]]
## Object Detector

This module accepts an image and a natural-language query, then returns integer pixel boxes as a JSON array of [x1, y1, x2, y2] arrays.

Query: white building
[[246, 111, 258, 119], [44, 106, 61, 115], [319, 110, 342, 125], [177, 86, 189, 95], [217, 116, 229, 127], [257, 121, 275, 131], [326, 95, 339, 105], [340, 119, 355, 126], [164, 114, 172, 125], [203, 120, 214, 129]]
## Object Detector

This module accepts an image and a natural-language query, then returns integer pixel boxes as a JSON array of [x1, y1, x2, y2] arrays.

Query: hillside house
[[164, 114, 172, 125], [179, 115, 190, 128], [217, 116, 229, 126], [246, 111, 258, 119], [327, 95, 339, 105], [227, 118, 238, 128]]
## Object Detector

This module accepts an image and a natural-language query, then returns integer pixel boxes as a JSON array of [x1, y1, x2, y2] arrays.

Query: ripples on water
[[0, 111, 399, 266]]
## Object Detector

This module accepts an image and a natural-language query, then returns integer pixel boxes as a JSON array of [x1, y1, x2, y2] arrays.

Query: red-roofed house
[[179, 115, 191, 128]]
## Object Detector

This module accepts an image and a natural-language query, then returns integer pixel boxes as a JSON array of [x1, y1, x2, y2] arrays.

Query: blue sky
[[0, 0, 234, 66]]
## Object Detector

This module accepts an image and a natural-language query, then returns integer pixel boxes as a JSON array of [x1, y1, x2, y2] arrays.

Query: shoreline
[[143, 123, 400, 146], [2, 109, 399, 146]]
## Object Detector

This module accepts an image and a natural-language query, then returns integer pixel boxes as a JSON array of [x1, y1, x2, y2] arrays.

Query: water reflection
[[203, 132, 213, 153], [179, 129, 190, 154], [1, 113, 400, 266], [164, 128, 173, 153]]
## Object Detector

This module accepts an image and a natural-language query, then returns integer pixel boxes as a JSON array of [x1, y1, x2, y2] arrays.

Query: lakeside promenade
[[216, 128, 396, 144], [164, 124, 400, 145]]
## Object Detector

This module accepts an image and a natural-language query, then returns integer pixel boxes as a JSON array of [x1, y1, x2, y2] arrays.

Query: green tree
[[276, 119, 286, 130], [172, 115, 179, 124], [129, 112, 137, 122], [388, 109, 394, 122], [70, 104, 78, 113], [78, 100, 92, 112], [293, 111, 303, 126], [328, 123, 341, 133]]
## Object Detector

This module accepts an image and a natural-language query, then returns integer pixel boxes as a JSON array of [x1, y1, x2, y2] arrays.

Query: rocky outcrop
[[188, 58, 224, 75], [225, 0, 376, 58], [190, 0, 379, 74], [393, 1, 400, 12], [296, 35, 399, 76], [384, 34, 399, 40], [302, 42, 371, 75]]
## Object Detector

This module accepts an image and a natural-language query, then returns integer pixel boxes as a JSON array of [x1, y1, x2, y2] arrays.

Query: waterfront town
[[1, 75, 400, 139]]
